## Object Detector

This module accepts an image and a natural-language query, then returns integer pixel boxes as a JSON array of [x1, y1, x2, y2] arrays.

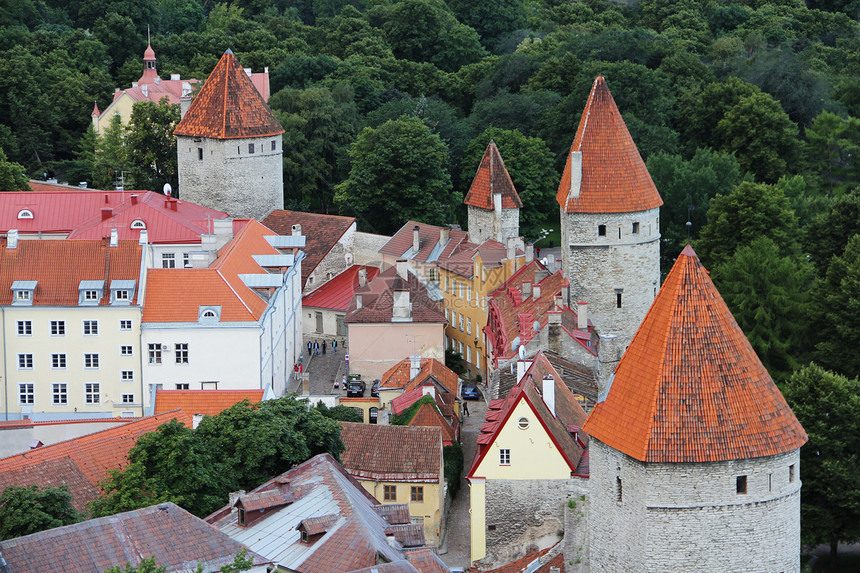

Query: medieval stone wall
[[353, 231, 391, 266], [178, 134, 283, 221], [304, 224, 357, 294], [467, 206, 519, 245]]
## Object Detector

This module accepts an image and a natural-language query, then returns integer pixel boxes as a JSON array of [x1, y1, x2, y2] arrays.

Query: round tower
[[464, 140, 522, 245], [557, 76, 662, 350], [582, 246, 808, 573], [174, 49, 283, 221]]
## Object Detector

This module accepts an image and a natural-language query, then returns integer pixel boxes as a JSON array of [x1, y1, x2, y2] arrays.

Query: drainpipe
[[2, 307, 7, 421]]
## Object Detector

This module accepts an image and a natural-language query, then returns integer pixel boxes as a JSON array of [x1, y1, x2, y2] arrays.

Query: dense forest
[[1, 0, 860, 553]]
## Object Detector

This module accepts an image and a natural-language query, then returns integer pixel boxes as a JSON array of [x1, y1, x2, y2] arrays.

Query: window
[[84, 353, 100, 369], [768, 473, 773, 492], [51, 320, 65, 335], [271, 140, 276, 151], [499, 449, 511, 465], [85, 383, 100, 404], [466, 345, 471, 363], [736, 475, 747, 494], [52, 354, 66, 369], [175, 343, 188, 364], [202, 310, 216, 319], [148, 344, 162, 364], [18, 383, 34, 405], [197, 147, 203, 160], [598, 224, 606, 236], [249, 143, 255, 154], [616, 477, 623, 502], [115, 290, 129, 301], [122, 393, 135, 404], [466, 285, 471, 302], [383, 485, 396, 501], [52, 383, 68, 405], [83, 320, 99, 335], [121, 370, 134, 381], [444, 308, 449, 322], [17, 209, 33, 219], [632, 221, 640, 234], [517, 417, 529, 430], [789, 464, 795, 483], [467, 317, 472, 335], [17, 320, 32, 336], [18, 354, 33, 369], [618, 226, 622, 239], [183, 253, 190, 267], [120, 320, 132, 331], [120, 345, 133, 356], [176, 383, 190, 390], [162, 253, 176, 268], [459, 315, 464, 332], [429, 268, 435, 281], [16, 290, 32, 302], [131, 219, 146, 229], [201, 381, 218, 389], [411, 486, 424, 502], [84, 290, 99, 301], [444, 276, 449, 291], [616, 292, 623, 308]]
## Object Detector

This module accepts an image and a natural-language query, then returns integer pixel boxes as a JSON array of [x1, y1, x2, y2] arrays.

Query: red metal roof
[[464, 140, 522, 210], [302, 265, 380, 311], [582, 245, 808, 463]]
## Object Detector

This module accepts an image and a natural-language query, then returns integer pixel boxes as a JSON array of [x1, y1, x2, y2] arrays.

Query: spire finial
[[147, 25, 150, 45]]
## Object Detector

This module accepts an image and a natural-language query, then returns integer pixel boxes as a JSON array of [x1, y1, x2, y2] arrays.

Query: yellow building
[[466, 351, 589, 567], [339, 422, 446, 546], [0, 234, 147, 420]]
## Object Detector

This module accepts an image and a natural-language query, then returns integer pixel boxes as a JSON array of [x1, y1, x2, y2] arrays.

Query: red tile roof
[[379, 221, 469, 263], [408, 402, 458, 445], [582, 245, 808, 463], [0, 411, 192, 513], [468, 352, 588, 479], [556, 76, 663, 214], [303, 265, 380, 311], [464, 140, 522, 210], [344, 265, 446, 324], [154, 390, 264, 417], [380, 357, 459, 396], [475, 543, 564, 573], [405, 549, 451, 573], [261, 210, 356, 289], [0, 239, 143, 306], [339, 422, 442, 482], [174, 50, 283, 139]]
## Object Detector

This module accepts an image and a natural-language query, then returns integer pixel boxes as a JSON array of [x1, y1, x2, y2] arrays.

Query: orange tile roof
[[0, 239, 142, 306], [408, 402, 458, 445], [379, 357, 459, 396], [173, 50, 283, 139], [154, 390, 264, 417], [463, 140, 522, 210], [0, 411, 192, 513], [339, 422, 441, 482], [556, 76, 663, 214], [582, 246, 807, 463]]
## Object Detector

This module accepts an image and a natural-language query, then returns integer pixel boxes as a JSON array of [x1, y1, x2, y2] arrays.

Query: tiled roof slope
[[0, 411, 192, 513], [154, 389, 264, 417], [174, 50, 284, 139], [468, 352, 588, 479], [339, 422, 441, 482], [380, 357, 459, 395], [345, 265, 446, 324], [0, 239, 142, 306], [404, 549, 451, 573], [464, 140, 522, 210], [379, 221, 468, 263], [408, 402, 458, 445], [303, 265, 380, 311], [582, 245, 807, 463], [556, 76, 663, 214], [478, 543, 564, 573], [0, 502, 270, 573], [261, 210, 355, 289]]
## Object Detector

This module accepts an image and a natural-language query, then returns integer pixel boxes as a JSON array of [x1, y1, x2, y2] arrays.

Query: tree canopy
[[0, 485, 83, 541]]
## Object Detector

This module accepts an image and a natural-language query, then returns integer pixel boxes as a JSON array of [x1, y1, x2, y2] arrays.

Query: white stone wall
[[353, 231, 390, 266], [589, 440, 802, 573], [177, 134, 283, 221], [304, 223, 356, 294], [467, 206, 519, 245], [561, 207, 660, 348]]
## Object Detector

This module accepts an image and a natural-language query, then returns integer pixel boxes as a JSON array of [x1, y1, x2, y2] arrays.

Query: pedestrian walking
[[322, 341, 327, 354], [332, 339, 337, 353], [463, 401, 470, 416], [313, 341, 319, 356], [307, 341, 312, 355]]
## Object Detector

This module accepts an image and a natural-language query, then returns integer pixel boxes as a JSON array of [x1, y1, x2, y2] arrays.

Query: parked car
[[347, 380, 366, 397], [461, 384, 480, 400], [371, 380, 380, 397]]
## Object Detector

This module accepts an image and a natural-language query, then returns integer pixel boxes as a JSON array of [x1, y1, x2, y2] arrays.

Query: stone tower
[[464, 140, 522, 244], [174, 49, 283, 221], [557, 76, 662, 351], [582, 245, 808, 573]]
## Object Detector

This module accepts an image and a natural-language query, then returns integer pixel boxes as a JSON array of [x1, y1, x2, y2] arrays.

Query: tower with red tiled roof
[[557, 76, 663, 353], [464, 140, 523, 245], [174, 49, 284, 221], [582, 245, 807, 573]]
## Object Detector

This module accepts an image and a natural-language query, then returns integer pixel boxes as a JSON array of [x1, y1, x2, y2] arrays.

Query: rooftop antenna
[[147, 25, 150, 45]]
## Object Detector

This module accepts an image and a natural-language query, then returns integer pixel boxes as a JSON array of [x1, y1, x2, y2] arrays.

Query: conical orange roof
[[582, 245, 806, 463], [174, 50, 284, 140], [556, 76, 662, 214], [464, 140, 522, 210]]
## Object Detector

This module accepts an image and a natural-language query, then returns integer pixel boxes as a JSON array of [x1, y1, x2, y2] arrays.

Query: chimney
[[577, 301, 588, 330], [412, 226, 420, 254], [392, 288, 411, 321], [138, 230, 148, 245], [548, 311, 562, 354], [110, 228, 118, 247], [525, 244, 534, 264], [7, 229, 18, 249], [542, 375, 556, 417], [355, 294, 362, 309], [292, 223, 302, 236], [180, 95, 191, 119], [170, 73, 180, 80], [410, 356, 422, 380], [130, 194, 139, 205], [141, 84, 148, 97], [244, 67, 252, 77], [358, 268, 367, 287], [228, 491, 246, 508], [440, 227, 450, 246], [506, 237, 516, 261], [104, 193, 110, 204], [533, 284, 541, 299], [522, 282, 532, 298], [192, 413, 204, 429], [101, 208, 113, 220], [561, 285, 570, 305], [516, 358, 532, 384], [569, 151, 582, 198], [213, 218, 234, 249], [396, 259, 408, 280]]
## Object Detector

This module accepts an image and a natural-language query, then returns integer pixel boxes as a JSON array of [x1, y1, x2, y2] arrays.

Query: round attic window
[[130, 219, 146, 229], [17, 209, 33, 219], [517, 417, 529, 430]]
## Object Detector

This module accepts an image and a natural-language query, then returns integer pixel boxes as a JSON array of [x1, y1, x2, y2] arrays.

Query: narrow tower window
[[616, 477, 623, 502], [736, 475, 747, 494], [249, 143, 255, 154], [789, 464, 795, 482], [598, 225, 606, 236], [618, 226, 622, 239], [632, 222, 640, 234], [197, 148, 203, 160], [271, 140, 276, 151]]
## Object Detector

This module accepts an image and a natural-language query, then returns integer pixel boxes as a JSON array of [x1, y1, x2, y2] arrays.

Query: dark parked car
[[347, 380, 366, 397], [371, 380, 380, 397], [462, 384, 480, 400]]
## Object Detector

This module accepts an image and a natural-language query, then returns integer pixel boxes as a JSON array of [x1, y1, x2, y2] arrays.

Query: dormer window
[[17, 209, 33, 219], [199, 306, 221, 322], [11, 281, 36, 305], [111, 280, 135, 305], [130, 219, 146, 230], [238, 508, 246, 527], [79, 281, 104, 305]]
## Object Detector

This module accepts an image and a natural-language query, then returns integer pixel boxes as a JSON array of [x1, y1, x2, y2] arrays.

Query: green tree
[[804, 187, 860, 273], [125, 98, 180, 193], [93, 116, 131, 190], [712, 237, 813, 381], [815, 235, 860, 379], [804, 111, 860, 196], [782, 364, 860, 562], [0, 485, 83, 541], [335, 116, 458, 234], [314, 401, 363, 422], [695, 181, 801, 269], [678, 77, 761, 150], [0, 148, 31, 191]]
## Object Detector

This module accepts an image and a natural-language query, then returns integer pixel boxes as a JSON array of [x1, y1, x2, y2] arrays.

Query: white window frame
[[121, 370, 134, 381], [175, 343, 188, 364], [85, 383, 100, 404], [17, 320, 32, 336], [120, 320, 132, 331], [148, 344, 162, 364], [84, 353, 100, 369], [18, 354, 33, 369], [51, 320, 65, 336], [162, 253, 176, 268], [18, 383, 34, 405], [52, 353, 67, 369], [52, 383, 68, 405], [120, 345, 133, 356], [121, 393, 135, 404], [83, 320, 99, 335], [500, 449, 511, 465], [84, 290, 99, 301]]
